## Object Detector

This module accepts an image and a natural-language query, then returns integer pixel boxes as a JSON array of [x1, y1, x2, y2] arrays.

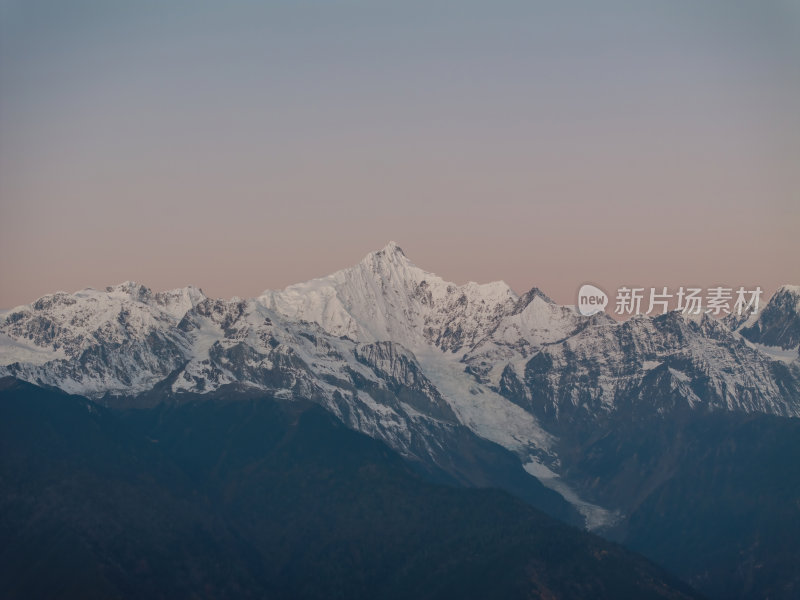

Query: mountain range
[[2, 242, 799, 598]]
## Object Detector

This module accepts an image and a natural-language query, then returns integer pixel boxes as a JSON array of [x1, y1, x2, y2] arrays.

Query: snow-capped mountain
[[260, 241, 519, 352], [1, 242, 798, 530], [738, 285, 800, 352], [259, 242, 800, 423], [0, 283, 204, 396]]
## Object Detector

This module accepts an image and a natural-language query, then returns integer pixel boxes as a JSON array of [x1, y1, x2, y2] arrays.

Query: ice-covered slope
[[495, 310, 800, 425], [261, 242, 518, 352], [0, 283, 204, 395], [258, 243, 569, 466], [738, 285, 800, 352]]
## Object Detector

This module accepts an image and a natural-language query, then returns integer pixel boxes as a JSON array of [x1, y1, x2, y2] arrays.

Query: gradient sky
[[1, 1, 798, 309]]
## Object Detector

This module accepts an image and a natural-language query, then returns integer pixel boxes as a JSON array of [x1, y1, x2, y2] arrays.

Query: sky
[[1, 0, 798, 309]]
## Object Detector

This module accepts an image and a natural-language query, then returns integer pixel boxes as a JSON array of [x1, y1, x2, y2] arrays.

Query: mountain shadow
[[0, 377, 700, 600]]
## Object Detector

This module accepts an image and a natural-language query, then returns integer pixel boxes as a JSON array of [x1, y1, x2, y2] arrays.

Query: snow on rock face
[[461, 289, 593, 384], [256, 243, 564, 459], [354, 341, 427, 390], [739, 285, 800, 351], [153, 285, 208, 319], [510, 310, 800, 422], [353, 341, 458, 423], [0, 284, 203, 395], [260, 242, 518, 353]]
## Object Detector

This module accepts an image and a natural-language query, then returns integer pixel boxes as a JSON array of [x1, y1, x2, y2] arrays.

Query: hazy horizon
[[2, 1, 798, 309]]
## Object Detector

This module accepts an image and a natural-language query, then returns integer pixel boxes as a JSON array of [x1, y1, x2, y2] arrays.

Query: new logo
[[578, 284, 608, 316]]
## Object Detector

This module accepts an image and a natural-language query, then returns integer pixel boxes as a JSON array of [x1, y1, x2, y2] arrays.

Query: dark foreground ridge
[[0, 378, 700, 600]]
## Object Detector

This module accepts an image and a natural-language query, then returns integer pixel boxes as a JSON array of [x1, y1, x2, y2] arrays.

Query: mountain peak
[[775, 284, 800, 302], [514, 287, 555, 312], [738, 283, 800, 350], [362, 241, 409, 266], [356, 241, 419, 282], [105, 281, 152, 302], [380, 241, 405, 256], [763, 285, 800, 315]]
